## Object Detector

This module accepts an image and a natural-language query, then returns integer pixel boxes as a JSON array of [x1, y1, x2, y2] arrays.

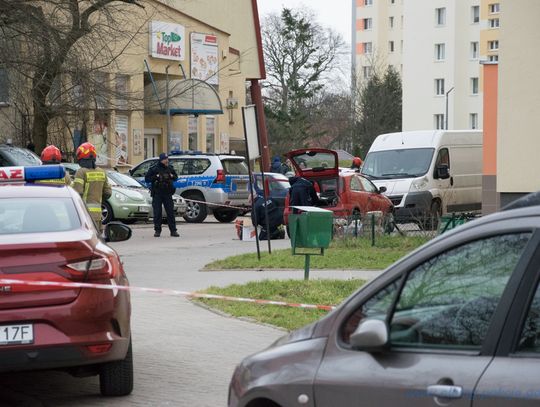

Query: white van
[[360, 130, 482, 229]]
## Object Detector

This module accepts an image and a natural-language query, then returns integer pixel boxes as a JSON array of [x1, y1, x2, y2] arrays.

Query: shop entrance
[[144, 131, 159, 159]]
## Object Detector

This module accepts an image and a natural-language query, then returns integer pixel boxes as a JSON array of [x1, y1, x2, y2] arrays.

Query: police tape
[[182, 197, 248, 212], [0, 279, 336, 312]]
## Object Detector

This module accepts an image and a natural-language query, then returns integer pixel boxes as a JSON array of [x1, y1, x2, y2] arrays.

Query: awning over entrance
[[144, 78, 223, 115]]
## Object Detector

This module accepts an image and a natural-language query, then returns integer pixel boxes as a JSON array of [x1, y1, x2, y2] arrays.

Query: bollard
[[371, 212, 375, 246], [304, 254, 311, 280]]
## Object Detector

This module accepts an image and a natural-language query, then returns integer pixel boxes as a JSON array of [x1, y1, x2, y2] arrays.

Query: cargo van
[[360, 130, 482, 229]]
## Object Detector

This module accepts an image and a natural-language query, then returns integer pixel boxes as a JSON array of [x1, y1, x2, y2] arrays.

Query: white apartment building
[[353, 0, 483, 131]]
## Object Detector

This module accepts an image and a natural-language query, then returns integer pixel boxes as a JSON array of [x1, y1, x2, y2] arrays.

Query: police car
[[0, 166, 134, 397], [130, 151, 250, 223]]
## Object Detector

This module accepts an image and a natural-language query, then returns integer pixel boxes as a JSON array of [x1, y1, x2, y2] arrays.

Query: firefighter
[[72, 142, 112, 233], [351, 156, 363, 171], [38, 145, 71, 185]]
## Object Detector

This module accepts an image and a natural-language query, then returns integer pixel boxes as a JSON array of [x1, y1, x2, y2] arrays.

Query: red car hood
[[285, 149, 339, 179]]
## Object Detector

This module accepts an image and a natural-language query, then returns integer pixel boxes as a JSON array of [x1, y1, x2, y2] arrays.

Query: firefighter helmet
[[41, 145, 62, 163], [352, 156, 363, 168], [76, 142, 97, 160]]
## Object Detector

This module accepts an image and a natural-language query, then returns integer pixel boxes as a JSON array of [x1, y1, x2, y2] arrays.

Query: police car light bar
[[0, 165, 66, 182]]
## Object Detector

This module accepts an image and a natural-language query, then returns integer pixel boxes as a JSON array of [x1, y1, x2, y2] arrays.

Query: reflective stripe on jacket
[[73, 167, 112, 209]]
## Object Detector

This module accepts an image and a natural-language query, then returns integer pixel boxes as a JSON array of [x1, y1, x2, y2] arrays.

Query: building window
[[489, 55, 499, 62], [471, 77, 479, 95], [489, 18, 500, 28], [470, 42, 479, 59], [470, 113, 479, 129], [488, 40, 499, 51], [471, 6, 480, 23], [363, 18, 373, 30], [434, 114, 445, 130], [390, 0, 395, 4], [389, 41, 395, 53], [188, 116, 198, 151], [435, 7, 446, 26], [489, 3, 500, 13], [435, 43, 445, 61], [365, 0, 373, 5], [435, 79, 445, 96], [389, 16, 395, 28], [363, 66, 373, 79], [115, 75, 128, 110], [206, 117, 215, 153], [0, 69, 9, 104], [363, 42, 373, 54]]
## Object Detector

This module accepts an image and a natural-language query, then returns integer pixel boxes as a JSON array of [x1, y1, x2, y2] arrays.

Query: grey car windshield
[[2, 147, 41, 166], [361, 148, 434, 179], [108, 172, 143, 188]]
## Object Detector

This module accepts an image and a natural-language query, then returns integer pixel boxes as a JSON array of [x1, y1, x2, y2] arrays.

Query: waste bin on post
[[288, 206, 333, 280]]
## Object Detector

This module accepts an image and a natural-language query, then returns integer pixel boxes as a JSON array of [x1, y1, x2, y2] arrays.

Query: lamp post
[[165, 64, 171, 154], [445, 87, 455, 130]]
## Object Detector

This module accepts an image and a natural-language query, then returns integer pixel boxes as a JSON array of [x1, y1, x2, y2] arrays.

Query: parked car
[[282, 148, 394, 226], [250, 172, 290, 209], [0, 166, 133, 396], [0, 144, 41, 167], [106, 170, 187, 222], [130, 152, 250, 223], [61, 164, 151, 224], [229, 195, 540, 407]]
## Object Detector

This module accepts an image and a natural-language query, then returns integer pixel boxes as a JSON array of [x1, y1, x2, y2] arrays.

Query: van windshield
[[361, 148, 435, 179]]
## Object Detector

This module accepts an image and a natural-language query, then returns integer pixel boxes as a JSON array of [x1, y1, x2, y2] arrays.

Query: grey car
[[230, 196, 540, 407]]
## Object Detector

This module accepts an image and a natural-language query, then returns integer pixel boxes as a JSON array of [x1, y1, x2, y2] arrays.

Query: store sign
[[190, 33, 219, 85], [150, 21, 185, 61]]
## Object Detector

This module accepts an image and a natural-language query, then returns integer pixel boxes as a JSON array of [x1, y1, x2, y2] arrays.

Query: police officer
[[288, 176, 322, 207], [72, 142, 112, 233], [38, 145, 71, 185], [145, 153, 179, 237]]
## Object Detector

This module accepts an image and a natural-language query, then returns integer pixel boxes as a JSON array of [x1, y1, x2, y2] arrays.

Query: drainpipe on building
[[250, 80, 270, 171]]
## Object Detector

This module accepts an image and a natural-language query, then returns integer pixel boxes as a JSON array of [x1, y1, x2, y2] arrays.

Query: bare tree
[[0, 0, 149, 153]]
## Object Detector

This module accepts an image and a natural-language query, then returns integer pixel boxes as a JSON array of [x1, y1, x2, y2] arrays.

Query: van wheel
[[214, 210, 239, 223], [422, 201, 441, 231], [99, 339, 133, 397], [182, 193, 208, 223]]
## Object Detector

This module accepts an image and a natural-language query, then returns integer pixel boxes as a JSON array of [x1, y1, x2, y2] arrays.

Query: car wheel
[[214, 210, 239, 223], [99, 339, 133, 397], [182, 193, 208, 223], [102, 202, 114, 224]]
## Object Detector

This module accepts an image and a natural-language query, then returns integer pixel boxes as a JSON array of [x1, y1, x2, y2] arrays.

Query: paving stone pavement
[[0, 220, 383, 406]]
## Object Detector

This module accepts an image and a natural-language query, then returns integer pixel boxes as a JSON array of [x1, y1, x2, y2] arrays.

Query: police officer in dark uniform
[[145, 153, 179, 237], [288, 176, 322, 207]]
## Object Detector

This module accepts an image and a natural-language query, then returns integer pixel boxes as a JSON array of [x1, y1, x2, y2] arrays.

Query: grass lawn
[[196, 279, 365, 331], [204, 235, 428, 271]]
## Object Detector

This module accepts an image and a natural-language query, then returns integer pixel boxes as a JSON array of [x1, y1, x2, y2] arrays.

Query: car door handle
[[427, 385, 463, 399]]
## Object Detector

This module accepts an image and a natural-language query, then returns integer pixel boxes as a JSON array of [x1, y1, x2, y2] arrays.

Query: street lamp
[[445, 87, 455, 130]]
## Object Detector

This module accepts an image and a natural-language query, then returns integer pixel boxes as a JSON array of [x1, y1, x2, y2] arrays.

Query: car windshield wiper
[[381, 173, 418, 178]]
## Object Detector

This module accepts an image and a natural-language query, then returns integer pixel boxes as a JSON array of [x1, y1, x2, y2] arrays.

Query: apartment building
[[353, 0, 483, 131]]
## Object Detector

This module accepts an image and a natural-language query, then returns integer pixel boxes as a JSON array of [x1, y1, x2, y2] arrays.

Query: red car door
[[348, 175, 370, 215], [359, 175, 391, 214]]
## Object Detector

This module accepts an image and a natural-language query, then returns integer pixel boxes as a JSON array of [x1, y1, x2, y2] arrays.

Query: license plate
[[139, 206, 150, 213], [0, 324, 34, 345]]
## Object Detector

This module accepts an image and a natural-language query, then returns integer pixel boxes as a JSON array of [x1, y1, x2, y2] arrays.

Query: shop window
[[188, 116, 198, 151], [206, 117, 215, 153]]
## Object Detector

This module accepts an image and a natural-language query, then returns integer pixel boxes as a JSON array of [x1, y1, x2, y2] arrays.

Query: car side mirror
[[104, 222, 132, 242], [378, 186, 387, 194], [350, 319, 389, 351], [436, 164, 450, 180]]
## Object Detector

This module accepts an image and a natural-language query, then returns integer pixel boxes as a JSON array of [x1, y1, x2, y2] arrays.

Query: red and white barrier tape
[[0, 279, 336, 312], [182, 198, 248, 212]]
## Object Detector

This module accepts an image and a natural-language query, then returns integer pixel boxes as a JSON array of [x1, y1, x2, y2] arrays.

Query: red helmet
[[41, 145, 62, 163], [352, 156, 363, 168], [76, 142, 97, 160]]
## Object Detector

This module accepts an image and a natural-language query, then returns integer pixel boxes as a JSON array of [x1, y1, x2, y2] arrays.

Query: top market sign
[[150, 21, 185, 61]]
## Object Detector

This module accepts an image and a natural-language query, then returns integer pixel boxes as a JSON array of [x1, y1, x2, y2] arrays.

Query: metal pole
[[165, 65, 171, 154], [304, 254, 311, 280], [445, 87, 455, 130], [371, 213, 375, 247]]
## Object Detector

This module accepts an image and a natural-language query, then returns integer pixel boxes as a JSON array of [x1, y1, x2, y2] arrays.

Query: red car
[[0, 166, 133, 396], [283, 149, 394, 224]]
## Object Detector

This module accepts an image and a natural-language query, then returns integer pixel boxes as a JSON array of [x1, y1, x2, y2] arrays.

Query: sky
[[257, 0, 352, 45]]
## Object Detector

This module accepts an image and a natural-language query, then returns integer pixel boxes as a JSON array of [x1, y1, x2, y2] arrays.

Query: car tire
[[102, 202, 114, 224], [214, 210, 239, 223], [182, 192, 208, 223], [99, 339, 133, 397]]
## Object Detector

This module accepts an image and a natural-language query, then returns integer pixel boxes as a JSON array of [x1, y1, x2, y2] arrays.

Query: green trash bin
[[288, 206, 333, 280]]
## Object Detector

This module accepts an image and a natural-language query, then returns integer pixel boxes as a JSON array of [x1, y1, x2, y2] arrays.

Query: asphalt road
[[0, 219, 379, 406]]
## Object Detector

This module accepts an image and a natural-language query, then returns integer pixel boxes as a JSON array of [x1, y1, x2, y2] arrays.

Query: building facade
[[353, 0, 483, 132], [0, 0, 266, 169]]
